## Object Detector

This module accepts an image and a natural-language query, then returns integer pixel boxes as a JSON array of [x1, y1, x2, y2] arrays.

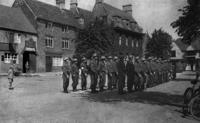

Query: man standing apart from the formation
[[8, 65, 14, 90], [62, 57, 71, 93], [90, 54, 99, 93], [80, 57, 88, 90], [98, 56, 107, 91], [71, 58, 79, 92]]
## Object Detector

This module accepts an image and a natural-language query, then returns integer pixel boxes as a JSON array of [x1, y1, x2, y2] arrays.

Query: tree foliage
[[171, 0, 200, 44], [146, 29, 172, 59], [75, 18, 115, 58]]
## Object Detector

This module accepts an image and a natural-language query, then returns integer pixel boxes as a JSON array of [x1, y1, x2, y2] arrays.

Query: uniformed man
[[134, 57, 140, 91], [90, 53, 99, 93], [71, 58, 79, 92], [127, 56, 135, 92], [98, 56, 107, 91], [117, 55, 126, 94], [62, 57, 71, 93], [113, 56, 119, 89], [107, 56, 117, 90], [80, 57, 88, 90]]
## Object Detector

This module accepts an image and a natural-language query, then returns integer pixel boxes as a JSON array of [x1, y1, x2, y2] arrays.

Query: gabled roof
[[0, 4, 37, 34], [71, 7, 94, 24], [23, 0, 79, 28], [174, 39, 188, 51], [102, 3, 136, 23], [93, 2, 143, 34]]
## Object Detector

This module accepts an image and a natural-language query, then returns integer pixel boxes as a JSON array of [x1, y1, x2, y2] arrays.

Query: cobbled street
[[0, 72, 199, 123]]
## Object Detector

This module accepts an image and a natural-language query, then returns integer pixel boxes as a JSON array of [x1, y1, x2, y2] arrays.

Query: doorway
[[23, 51, 36, 73]]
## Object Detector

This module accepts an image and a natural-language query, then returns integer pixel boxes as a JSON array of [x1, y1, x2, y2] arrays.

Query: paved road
[[0, 72, 199, 123]]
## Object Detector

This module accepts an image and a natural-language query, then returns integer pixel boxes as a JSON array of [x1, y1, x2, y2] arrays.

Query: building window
[[4, 53, 18, 64], [132, 40, 134, 47], [171, 51, 176, 57], [119, 36, 122, 46], [79, 18, 85, 25], [45, 36, 54, 48], [52, 56, 63, 67], [45, 22, 53, 29], [62, 39, 69, 49], [126, 38, 128, 46], [14, 33, 21, 44], [62, 26, 69, 33], [136, 41, 139, 48]]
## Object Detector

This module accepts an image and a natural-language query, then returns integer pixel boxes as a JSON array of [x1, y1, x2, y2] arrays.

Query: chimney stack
[[70, 0, 78, 9], [56, 0, 65, 9], [122, 4, 132, 16], [96, 0, 103, 4]]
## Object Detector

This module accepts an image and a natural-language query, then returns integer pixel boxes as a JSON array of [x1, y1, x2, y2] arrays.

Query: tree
[[146, 29, 172, 59], [75, 18, 115, 58], [171, 0, 200, 44]]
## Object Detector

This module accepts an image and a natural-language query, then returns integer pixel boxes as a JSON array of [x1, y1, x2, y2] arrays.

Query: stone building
[[93, 0, 144, 56], [0, 5, 37, 73], [13, 0, 80, 72]]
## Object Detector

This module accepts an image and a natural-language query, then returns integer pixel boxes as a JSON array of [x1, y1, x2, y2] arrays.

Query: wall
[[36, 19, 77, 72], [0, 30, 37, 73], [171, 42, 184, 60]]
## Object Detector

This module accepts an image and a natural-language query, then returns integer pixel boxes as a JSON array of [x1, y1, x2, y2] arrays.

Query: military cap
[[82, 57, 86, 61], [108, 56, 113, 59], [73, 58, 78, 62], [114, 56, 118, 59], [64, 57, 69, 61], [101, 56, 106, 59], [92, 53, 98, 57]]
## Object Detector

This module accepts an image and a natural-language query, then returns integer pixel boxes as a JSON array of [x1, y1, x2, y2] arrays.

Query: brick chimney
[[70, 0, 78, 9], [96, 0, 103, 4], [122, 4, 132, 16], [56, 0, 65, 9]]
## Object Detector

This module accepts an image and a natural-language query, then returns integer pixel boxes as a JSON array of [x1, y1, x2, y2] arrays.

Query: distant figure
[[8, 66, 14, 90], [25, 62, 29, 73]]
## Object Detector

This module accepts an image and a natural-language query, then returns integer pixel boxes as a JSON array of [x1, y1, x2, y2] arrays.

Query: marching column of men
[[62, 53, 175, 94]]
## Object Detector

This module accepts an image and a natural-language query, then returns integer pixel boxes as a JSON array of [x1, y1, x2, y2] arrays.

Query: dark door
[[23, 52, 29, 73], [46, 56, 52, 72]]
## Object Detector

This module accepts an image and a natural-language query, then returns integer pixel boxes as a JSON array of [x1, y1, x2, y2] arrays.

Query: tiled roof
[[174, 39, 188, 51], [24, 0, 80, 28], [93, 3, 143, 33], [0, 4, 37, 34], [102, 3, 136, 23]]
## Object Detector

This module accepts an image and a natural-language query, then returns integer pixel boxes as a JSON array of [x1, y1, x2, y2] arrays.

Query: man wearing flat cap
[[80, 57, 88, 90], [98, 56, 107, 91]]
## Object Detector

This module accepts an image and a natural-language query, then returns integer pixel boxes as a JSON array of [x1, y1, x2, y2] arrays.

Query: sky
[[0, 0, 187, 39]]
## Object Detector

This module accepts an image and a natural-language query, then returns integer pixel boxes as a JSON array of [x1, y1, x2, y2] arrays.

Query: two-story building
[[93, 0, 144, 56], [13, 0, 80, 72], [0, 4, 37, 73]]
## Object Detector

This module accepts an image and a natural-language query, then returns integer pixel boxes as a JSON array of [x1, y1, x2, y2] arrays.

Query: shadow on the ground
[[80, 90, 184, 107], [174, 78, 193, 82]]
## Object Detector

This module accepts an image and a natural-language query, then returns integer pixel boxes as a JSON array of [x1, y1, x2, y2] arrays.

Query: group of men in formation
[[62, 53, 175, 94]]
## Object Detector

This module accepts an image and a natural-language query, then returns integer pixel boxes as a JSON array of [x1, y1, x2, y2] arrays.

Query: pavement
[[0, 71, 199, 123]]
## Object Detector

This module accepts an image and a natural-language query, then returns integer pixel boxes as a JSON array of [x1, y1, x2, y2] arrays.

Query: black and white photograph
[[0, 0, 200, 122]]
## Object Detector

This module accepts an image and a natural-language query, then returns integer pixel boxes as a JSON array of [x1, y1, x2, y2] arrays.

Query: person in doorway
[[8, 65, 14, 90], [25, 61, 29, 73]]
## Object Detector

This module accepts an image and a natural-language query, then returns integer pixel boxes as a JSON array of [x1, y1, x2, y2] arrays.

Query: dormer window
[[62, 26, 69, 33], [45, 22, 53, 29]]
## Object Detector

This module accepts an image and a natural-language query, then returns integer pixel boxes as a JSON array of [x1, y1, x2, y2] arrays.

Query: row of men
[[62, 54, 175, 94]]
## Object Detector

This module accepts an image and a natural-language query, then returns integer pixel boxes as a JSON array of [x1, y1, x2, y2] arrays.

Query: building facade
[[13, 0, 79, 72], [0, 5, 37, 73], [93, 0, 144, 56]]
